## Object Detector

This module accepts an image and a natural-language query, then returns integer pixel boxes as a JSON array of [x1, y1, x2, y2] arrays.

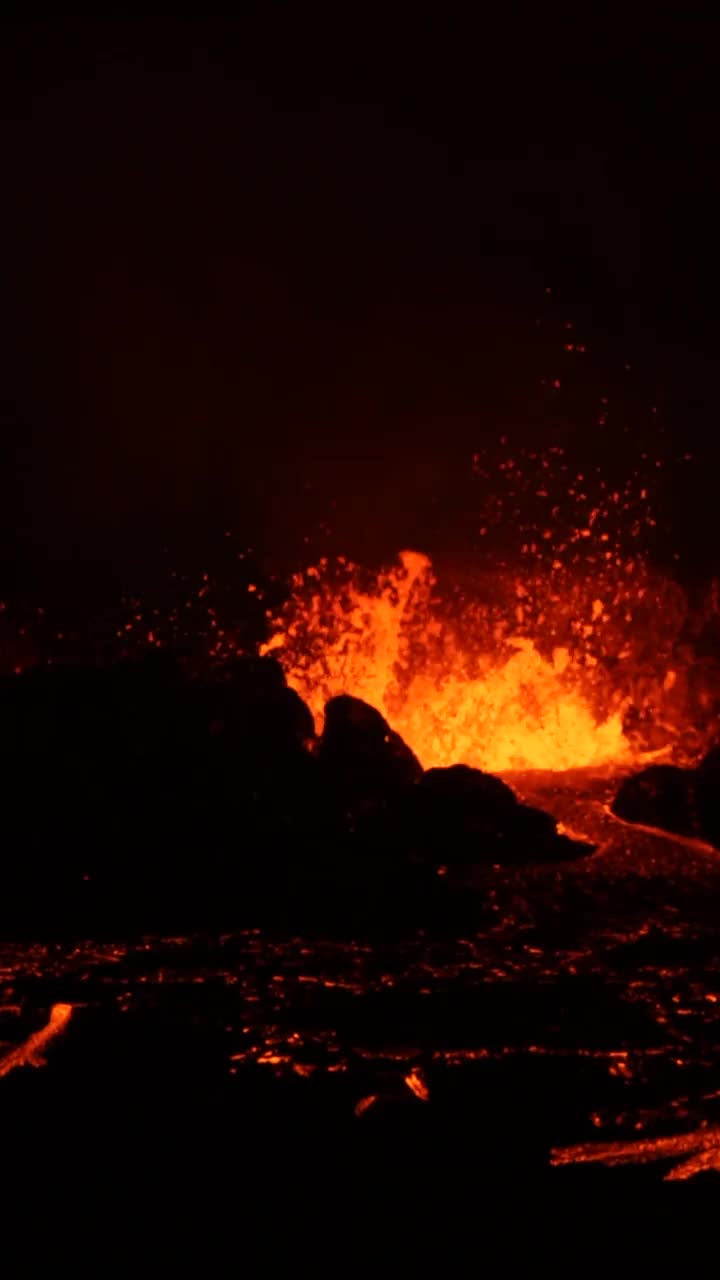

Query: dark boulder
[[611, 763, 698, 839], [691, 745, 720, 847], [611, 750, 720, 849], [420, 763, 518, 814], [182, 657, 320, 860], [318, 695, 422, 815], [367, 764, 592, 866], [0, 655, 322, 912], [201, 656, 315, 760], [698, 744, 720, 780]]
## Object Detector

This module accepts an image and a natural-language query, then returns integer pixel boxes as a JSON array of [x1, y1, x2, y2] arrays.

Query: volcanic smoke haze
[[1, 12, 719, 773], [2, 12, 720, 596]]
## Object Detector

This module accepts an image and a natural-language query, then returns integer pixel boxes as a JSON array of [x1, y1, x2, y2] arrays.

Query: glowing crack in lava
[[0, 1003, 73, 1079], [551, 1124, 720, 1181], [262, 551, 650, 773]]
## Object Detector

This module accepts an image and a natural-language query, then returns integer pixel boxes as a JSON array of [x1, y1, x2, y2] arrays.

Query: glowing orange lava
[[0, 1003, 73, 1078], [551, 1123, 720, 1181], [262, 549, 697, 773]]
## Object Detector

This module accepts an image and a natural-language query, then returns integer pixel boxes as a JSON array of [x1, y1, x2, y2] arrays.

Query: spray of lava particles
[[261, 443, 713, 773], [262, 551, 640, 771]]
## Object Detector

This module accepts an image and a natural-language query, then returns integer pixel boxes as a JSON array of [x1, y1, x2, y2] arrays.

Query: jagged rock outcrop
[[363, 763, 593, 866], [612, 746, 720, 848]]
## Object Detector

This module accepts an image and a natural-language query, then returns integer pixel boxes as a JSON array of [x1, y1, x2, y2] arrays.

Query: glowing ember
[[404, 1066, 430, 1102], [261, 550, 656, 773]]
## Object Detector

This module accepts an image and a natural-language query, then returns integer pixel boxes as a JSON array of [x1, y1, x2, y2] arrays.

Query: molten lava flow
[[262, 550, 648, 772], [260, 545, 696, 773], [551, 1124, 720, 1180], [0, 1003, 73, 1078]]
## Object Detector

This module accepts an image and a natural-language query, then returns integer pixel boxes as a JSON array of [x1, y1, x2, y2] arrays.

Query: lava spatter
[[261, 550, 636, 773]]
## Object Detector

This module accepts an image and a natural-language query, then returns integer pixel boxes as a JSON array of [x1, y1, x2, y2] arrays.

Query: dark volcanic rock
[[698, 744, 720, 780], [156, 654, 313, 755], [696, 745, 720, 847], [611, 748, 720, 848], [368, 764, 592, 866], [611, 764, 697, 838], [0, 655, 322, 926], [207, 655, 316, 751], [421, 763, 519, 816], [0, 657, 594, 929], [318, 695, 423, 814]]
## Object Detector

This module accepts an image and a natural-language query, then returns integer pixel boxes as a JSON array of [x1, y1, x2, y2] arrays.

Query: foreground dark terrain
[[1, 658, 719, 1261]]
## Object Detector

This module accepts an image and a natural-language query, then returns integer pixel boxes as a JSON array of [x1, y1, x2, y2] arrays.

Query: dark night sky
[[2, 10, 719, 596]]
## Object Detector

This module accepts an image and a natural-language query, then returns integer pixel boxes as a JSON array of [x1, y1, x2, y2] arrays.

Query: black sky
[[2, 10, 719, 594]]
